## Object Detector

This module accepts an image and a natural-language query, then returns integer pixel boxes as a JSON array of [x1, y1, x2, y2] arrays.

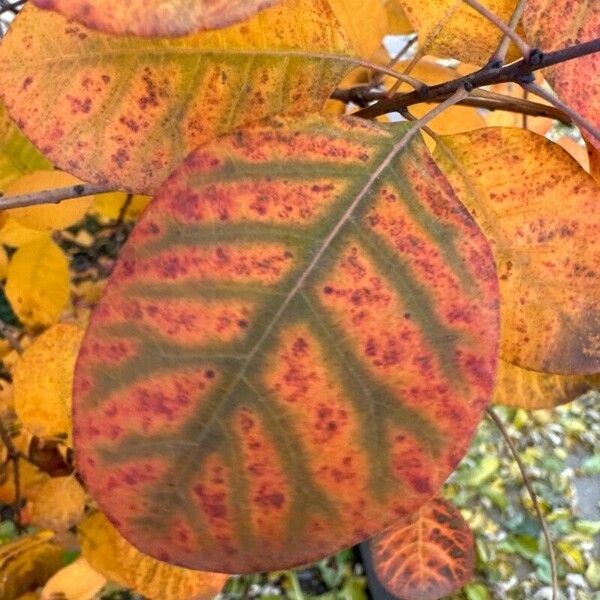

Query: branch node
[[463, 81, 475, 92], [527, 48, 545, 66], [518, 73, 536, 84]]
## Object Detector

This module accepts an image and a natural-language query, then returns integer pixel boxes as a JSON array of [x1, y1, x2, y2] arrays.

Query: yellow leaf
[[384, 0, 414, 34], [79, 512, 228, 600], [493, 359, 600, 410], [0, 0, 385, 193], [2, 171, 94, 231], [30, 476, 86, 533], [0, 458, 50, 505], [91, 194, 151, 222], [5, 236, 70, 327], [41, 558, 106, 600], [0, 246, 8, 280], [0, 531, 63, 600], [13, 324, 83, 443], [398, 0, 522, 64], [0, 217, 45, 248]]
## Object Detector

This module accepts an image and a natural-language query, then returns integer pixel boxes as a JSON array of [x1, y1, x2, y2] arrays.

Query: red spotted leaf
[[523, 0, 600, 150], [73, 116, 499, 573], [31, 0, 281, 37], [369, 496, 475, 600]]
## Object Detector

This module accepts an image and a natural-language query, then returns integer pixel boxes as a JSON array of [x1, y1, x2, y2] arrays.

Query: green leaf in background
[[464, 582, 491, 600]]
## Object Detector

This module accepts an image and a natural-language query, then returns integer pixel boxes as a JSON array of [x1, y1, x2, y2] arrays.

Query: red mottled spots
[[102, 297, 255, 346], [233, 408, 291, 544], [161, 178, 346, 225], [111, 244, 296, 286], [80, 369, 217, 439]]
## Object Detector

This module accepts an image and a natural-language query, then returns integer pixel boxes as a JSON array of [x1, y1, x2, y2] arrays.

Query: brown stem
[[0, 183, 120, 210], [523, 81, 600, 143], [0, 316, 23, 354], [354, 37, 600, 119], [486, 407, 558, 600], [462, 0, 531, 60], [331, 86, 570, 122], [371, 35, 417, 86]]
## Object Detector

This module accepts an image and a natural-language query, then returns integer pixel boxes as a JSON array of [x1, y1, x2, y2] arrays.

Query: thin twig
[[0, 183, 120, 210], [371, 35, 417, 86], [462, 0, 532, 60], [486, 407, 558, 600], [354, 37, 600, 119], [523, 81, 600, 144], [487, 0, 528, 67]]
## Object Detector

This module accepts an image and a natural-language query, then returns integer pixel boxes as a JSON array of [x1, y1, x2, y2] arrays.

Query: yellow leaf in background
[[493, 359, 600, 410], [398, 0, 522, 64], [30, 476, 86, 533], [384, 0, 414, 34], [13, 324, 83, 443], [388, 59, 486, 146], [0, 217, 45, 248], [91, 193, 151, 222], [79, 512, 228, 600], [41, 557, 107, 600], [3, 170, 94, 231], [0, 531, 63, 600], [5, 235, 70, 327]]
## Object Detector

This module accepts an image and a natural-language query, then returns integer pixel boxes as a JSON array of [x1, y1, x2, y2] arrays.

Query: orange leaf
[[435, 128, 600, 375], [72, 116, 499, 573], [369, 496, 474, 600], [524, 0, 600, 151], [31, 0, 281, 37], [0, 0, 383, 193]]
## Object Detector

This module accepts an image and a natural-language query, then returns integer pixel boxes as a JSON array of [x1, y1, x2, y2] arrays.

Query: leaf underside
[[73, 116, 499, 573], [370, 496, 475, 600], [0, 1, 361, 193], [31, 0, 281, 36]]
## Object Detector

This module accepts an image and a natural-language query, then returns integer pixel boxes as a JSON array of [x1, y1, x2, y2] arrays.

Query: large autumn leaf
[[73, 116, 499, 572], [31, 0, 281, 37], [523, 0, 599, 150], [398, 0, 522, 64], [434, 128, 600, 375], [369, 496, 474, 600], [0, 0, 385, 194]]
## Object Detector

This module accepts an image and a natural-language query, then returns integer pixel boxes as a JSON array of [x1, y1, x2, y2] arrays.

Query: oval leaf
[[32, 0, 281, 37], [79, 512, 227, 600], [5, 235, 70, 327], [434, 128, 600, 375], [14, 324, 84, 444], [523, 0, 599, 150], [73, 116, 499, 572], [369, 496, 474, 600], [0, 0, 384, 193], [493, 359, 600, 410], [397, 0, 522, 64]]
